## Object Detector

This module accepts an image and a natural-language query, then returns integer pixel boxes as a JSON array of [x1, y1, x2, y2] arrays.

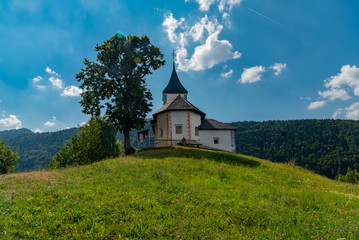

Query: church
[[150, 62, 236, 153]]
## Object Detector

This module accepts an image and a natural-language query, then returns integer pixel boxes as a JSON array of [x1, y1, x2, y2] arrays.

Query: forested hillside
[[0, 128, 79, 171], [230, 119, 359, 179]]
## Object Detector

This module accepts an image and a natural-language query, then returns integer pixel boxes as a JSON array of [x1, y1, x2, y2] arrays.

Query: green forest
[[230, 119, 359, 179]]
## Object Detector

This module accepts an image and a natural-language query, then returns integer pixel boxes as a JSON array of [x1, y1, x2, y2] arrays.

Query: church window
[[159, 128, 163, 138], [195, 127, 199, 136], [175, 124, 182, 134], [213, 137, 219, 144]]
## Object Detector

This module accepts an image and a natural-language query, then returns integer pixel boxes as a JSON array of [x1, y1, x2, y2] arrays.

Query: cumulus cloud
[[239, 66, 266, 84], [163, 13, 241, 72], [44, 116, 56, 127], [0, 114, 22, 130], [270, 63, 287, 76], [308, 101, 327, 110], [309, 65, 359, 116], [49, 76, 64, 89], [220, 69, 233, 78], [61, 85, 83, 97]]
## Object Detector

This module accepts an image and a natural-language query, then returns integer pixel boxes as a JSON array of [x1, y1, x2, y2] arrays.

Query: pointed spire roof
[[163, 62, 188, 94]]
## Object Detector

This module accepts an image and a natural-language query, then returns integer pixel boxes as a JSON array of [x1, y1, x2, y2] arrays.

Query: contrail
[[248, 7, 291, 31]]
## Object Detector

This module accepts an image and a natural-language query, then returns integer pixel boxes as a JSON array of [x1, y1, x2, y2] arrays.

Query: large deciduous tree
[[76, 34, 165, 154]]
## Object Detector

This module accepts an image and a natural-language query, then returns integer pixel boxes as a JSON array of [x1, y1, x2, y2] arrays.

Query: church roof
[[163, 63, 188, 94], [198, 118, 237, 130], [153, 95, 205, 117]]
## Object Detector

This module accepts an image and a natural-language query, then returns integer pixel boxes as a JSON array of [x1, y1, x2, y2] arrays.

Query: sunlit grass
[[0, 147, 359, 239]]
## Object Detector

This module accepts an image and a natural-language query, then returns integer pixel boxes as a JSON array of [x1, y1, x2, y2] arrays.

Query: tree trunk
[[124, 130, 131, 155]]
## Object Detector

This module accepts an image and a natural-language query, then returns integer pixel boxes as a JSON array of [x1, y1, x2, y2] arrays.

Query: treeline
[[0, 128, 79, 171], [230, 119, 359, 179], [0, 123, 151, 172]]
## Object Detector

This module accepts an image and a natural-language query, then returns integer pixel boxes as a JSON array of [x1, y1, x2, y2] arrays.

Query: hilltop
[[0, 147, 358, 239]]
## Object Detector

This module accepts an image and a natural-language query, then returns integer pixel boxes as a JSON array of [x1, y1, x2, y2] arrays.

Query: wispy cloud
[[248, 7, 291, 31], [308, 101, 326, 110], [220, 69, 233, 78], [44, 116, 56, 127]]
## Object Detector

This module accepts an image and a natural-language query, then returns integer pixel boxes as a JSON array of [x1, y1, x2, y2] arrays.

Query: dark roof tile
[[198, 118, 236, 130]]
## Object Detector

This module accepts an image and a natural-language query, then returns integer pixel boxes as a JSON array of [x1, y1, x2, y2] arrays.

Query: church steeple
[[162, 52, 188, 105]]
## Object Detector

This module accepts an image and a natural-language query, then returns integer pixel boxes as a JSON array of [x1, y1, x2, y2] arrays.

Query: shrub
[[0, 139, 18, 174], [338, 167, 359, 184], [48, 117, 121, 169]]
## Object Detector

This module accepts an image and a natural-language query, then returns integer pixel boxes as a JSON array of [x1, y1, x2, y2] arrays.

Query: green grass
[[0, 146, 359, 239]]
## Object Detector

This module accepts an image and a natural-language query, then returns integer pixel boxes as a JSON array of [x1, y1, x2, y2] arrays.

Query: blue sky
[[1, 0, 359, 132]]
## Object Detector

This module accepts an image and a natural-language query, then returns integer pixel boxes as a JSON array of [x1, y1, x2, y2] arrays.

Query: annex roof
[[153, 95, 205, 117], [198, 118, 237, 130], [163, 63, 188, 94]]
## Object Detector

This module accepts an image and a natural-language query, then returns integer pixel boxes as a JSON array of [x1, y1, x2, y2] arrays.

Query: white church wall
[[156, 112, 168, 140], [199, 130, 236, 153], [170, 111, 189, 140], [190, 112, 201, 141]]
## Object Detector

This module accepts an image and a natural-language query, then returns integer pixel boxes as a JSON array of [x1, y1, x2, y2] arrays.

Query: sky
[[1, 0, 359, 132]]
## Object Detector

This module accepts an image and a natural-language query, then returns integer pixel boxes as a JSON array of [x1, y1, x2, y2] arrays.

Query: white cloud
[[308, 101, 326, 110], [49, 76, 64, 89], [239, 66, 266, 84], [34, 128, 43, 133], [32, 76, 42, 83], [188, 0, 243, 12], [220, 69, 233, 78], [46, 66, 58, 75], [79, 121, 87, 127], [44, 116, 56, 127], [270, 63, 287, 76], [162, 13, 241, 72], [61, 85, 83, 97], [333, 102, 359, 120], [162, 12, 185, 44], [318, 88, 350, 101], [0, 114, 22, 130]]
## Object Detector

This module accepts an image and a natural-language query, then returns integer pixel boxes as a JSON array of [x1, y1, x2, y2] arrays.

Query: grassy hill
[[1, 147, 359, 239]]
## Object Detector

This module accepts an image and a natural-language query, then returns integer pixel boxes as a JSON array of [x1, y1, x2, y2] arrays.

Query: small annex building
[[150, 63, 236, 153]]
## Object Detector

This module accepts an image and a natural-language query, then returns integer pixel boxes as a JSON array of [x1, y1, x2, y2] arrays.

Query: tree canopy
[[76, 34, 165, 154]]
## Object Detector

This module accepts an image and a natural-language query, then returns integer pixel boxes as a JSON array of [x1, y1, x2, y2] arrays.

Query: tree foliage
[[338, 167, 359, 184], [76, 34, 165, 154], [48, 117, 121, 169], [0, 139, 18, 174], [230, 119, 359, 179]]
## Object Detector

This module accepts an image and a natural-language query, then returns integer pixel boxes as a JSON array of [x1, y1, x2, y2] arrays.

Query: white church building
[[150, 63, 236, 153]]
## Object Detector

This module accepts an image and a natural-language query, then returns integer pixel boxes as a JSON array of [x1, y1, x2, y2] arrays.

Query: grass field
[[0, 147, 359, 239]]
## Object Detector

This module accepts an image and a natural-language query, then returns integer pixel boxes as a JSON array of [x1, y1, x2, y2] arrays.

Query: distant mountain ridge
[[0, 128, 79, 171]]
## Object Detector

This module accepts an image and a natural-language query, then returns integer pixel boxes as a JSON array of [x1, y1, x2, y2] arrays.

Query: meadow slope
[[0, 147, 358, 239]]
